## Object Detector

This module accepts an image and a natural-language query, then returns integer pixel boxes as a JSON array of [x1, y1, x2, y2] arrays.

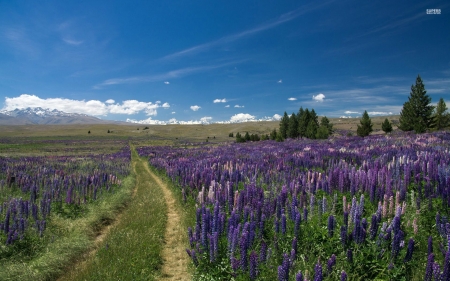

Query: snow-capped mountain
[[0, 107, 118, 125], [0, 107, 87, 118]]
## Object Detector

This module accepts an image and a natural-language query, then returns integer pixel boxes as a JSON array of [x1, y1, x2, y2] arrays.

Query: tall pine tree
[[433, 97, 449, 130], [399, 75, 434, 133], [356, 110, 373, 137], [381, 118, 393, 134], [287, 113, 299, 138], [279, 112, 289, 139]]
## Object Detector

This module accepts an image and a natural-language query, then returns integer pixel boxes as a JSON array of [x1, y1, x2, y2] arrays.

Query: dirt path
[[142, 162, 190, 281]]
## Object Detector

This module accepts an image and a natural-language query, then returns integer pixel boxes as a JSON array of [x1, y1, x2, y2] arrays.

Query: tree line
[[355, 74, 448, 137]]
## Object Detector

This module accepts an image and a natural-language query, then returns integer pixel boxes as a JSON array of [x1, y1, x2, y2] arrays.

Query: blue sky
[[1, 0, 449, 124]]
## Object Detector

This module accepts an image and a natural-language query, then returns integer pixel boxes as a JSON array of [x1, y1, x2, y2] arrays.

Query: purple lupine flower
[[191, 249, 199, 267], [303, 207, 308, 222], [343, 211, 348, 228], [249, 251, 258, 280], [313, 260, 323, 281], [392, 215, 401, 235], [347, 249, 353, 263], [340, 225, 347, 247], [259, 241, 267, 263], [281, 253, 290, 280], [442, 250, 450, 281], [327, 254, 336, 273], [425, 253, 435, 281], [341, 270, 348, 281], [290, 249, 296, 267], [370, 214, 378, 240], [404, 238, 414, 262], [432, 262, 441, 281], [328, 215, 335, 237], [240, 231, 249, 271], [292, 237, 298, 258], [278, 266, 287, 281], [296, 271, 304, 281], [428, 236, 433, 255], [188, 227, 194, 248], [294, 212, 301, 238], [391, 230, 404, 259], [231, 256, 239, 273], [282, 214, 287, 235]]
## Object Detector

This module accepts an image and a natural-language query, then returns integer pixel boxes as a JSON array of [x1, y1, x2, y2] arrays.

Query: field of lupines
[[0, 145, 131, 257], [138, 131, 450, 280]]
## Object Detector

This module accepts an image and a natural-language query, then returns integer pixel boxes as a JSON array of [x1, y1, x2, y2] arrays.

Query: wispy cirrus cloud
[[160, 0, 336, 60], [94, 61, 242, 89]]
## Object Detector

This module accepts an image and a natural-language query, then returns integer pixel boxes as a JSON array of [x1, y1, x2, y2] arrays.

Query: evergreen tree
[[229, 132, 234, 137], [381, 118, 393, 134], [236, 132, 245, 143], [287, 113, 299, 138], [433, 98, 449, 130], [298, 108, 311, 138], [306, 119, 318, 139], [315, 125, 329, 139], [356, 111, 373, 137], [320, 116, 333, 135], [305, 109, 319, 139], [279, 112, 289, 139], [399, 75, 434, 133], [244, 132, 251, 141], [270, 129, 277, 140]]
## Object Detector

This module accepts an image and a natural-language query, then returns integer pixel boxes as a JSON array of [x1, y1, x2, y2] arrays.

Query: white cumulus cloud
[[190, 105, 201, 111], [288, 97, 297, 101], [230, 113, 255, 123], [278, 79, 282, 83], [368, 111, 393, 115], [312, 93, 325, 102], [225, 105, 230, 108], [213, 98, 227, 103], [273, 114, 282, 120], [3, 94, 169, 116], [234, 105, 244, 108], [162, 102, 170, 108], [344, 111, 360, 114], [164, 81, 170, 84]]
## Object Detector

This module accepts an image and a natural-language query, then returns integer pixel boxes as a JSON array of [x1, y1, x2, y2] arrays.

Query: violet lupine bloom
[[278, 266, 287, 281], [328, 215, 335, 237], [428, 236, 433, 255], [340, 225, 347, 247], [404, 238, 414, 262], [347, 249, 353, 263], [425, 253, 435, 281], [281, 253, 290, 280], [313, 260, 323, 281], [442, 250, 450, 281], [259, 241, 267, 263], [341, 270, 348, 281], [296, 271, 304, 281], [433, 262, 441, 281], [240, 231, 249, 271], [281, 214, 287, 235], [249, 251, 258, 280], [327, 254, 336, 273], [370, 214, 378, 240], [294, 212, 301, 238]]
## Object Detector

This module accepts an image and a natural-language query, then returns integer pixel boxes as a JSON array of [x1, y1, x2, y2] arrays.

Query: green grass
[[62, 148, 168, 281], [0, 175, 135, 281]]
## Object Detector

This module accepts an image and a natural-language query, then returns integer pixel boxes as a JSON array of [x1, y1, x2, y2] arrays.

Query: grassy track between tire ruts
[[61, 147, 168, 281]]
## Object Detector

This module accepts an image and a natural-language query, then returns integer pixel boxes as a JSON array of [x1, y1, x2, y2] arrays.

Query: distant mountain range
[[0, 107, 121, 125]]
